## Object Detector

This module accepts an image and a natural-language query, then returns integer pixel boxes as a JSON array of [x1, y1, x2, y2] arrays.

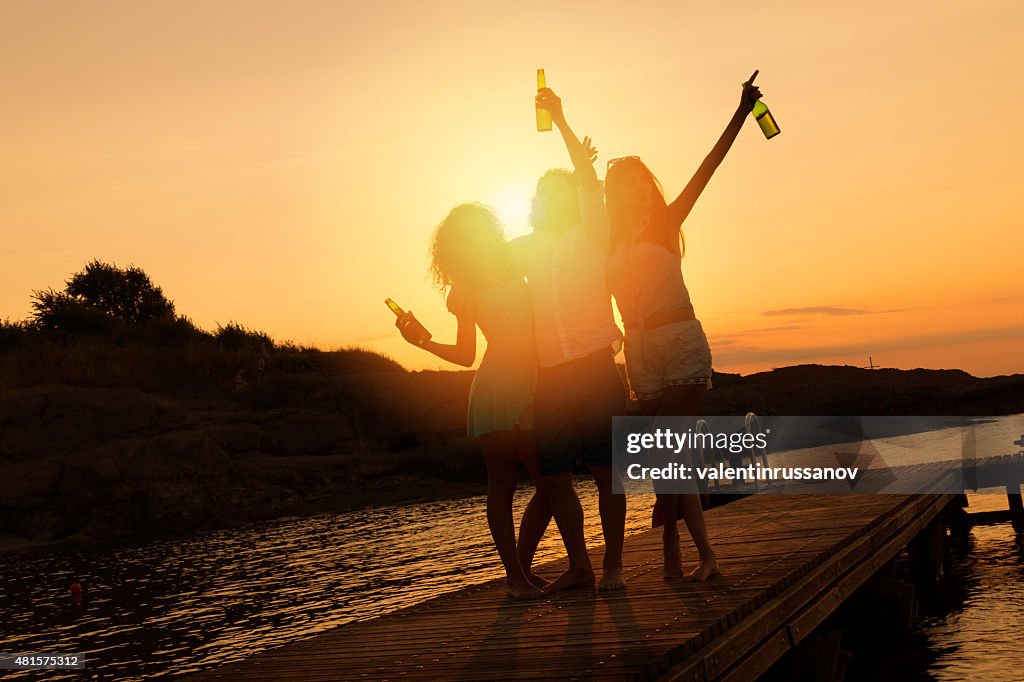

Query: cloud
[[711, 324, 804, 347], [711, 324, 1024, 368], [762, 306, 867, 317], [725, 324, 804, 335], [762, 306, 908, 317]]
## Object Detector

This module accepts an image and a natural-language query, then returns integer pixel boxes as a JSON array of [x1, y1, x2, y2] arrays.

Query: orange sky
[[2, 1, 1022, 377]]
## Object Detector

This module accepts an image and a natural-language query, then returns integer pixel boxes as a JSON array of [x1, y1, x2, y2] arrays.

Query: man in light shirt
[[511, 87, 628, 592]]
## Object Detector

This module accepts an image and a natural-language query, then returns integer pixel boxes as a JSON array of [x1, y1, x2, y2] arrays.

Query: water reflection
[[0, 484, 657, 680], [919, 506, 1024, 681]]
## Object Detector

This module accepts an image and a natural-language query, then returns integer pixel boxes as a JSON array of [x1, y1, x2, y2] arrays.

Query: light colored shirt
[[510, 185, 623, 368], [606, 236, 695, 327]]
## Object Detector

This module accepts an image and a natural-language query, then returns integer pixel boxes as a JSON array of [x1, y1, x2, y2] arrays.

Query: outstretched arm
[[536, 88, 600, 192], [397, 311, 476, 367], [669, 72, 763, 227]]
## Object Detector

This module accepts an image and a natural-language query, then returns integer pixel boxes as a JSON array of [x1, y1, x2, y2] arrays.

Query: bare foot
[[507, 581, 545, 600], [684, 557, 721, 582], [598, 566, 627, 591], [543, 567, 595, 595], [663, 534, 684, 579], [525, 572, 550, 590]]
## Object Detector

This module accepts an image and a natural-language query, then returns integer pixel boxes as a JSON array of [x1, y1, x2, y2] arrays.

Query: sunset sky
[[2, 0, 1022, 377]]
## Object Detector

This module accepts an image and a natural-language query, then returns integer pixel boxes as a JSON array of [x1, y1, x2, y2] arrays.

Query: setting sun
[[486, 184, 534, 238]]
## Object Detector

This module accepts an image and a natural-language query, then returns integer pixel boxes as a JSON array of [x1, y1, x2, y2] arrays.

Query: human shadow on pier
[[459, 572, 649, 677]]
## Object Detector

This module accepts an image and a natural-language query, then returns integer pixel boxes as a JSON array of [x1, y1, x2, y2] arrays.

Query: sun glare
[[488, 186, 533, 238]]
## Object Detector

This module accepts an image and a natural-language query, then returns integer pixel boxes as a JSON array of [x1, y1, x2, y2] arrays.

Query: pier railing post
[[908, 505, 948, 589], [1007, 483, 1024, 529]]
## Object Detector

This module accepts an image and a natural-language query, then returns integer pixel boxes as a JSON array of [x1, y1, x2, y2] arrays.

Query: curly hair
[[428, 203, 509, 293]]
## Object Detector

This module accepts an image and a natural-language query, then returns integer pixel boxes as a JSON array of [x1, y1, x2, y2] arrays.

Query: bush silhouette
[[32, 259, 175, 331], [215, 322, 273, 352], [2, 260, 409, 393], [130, 315, 205, 346], [0, 318, 35, 353]]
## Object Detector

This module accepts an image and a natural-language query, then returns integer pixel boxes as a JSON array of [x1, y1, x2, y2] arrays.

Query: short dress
[[607, 228, 713, 402], [447, 278, 538, 438]]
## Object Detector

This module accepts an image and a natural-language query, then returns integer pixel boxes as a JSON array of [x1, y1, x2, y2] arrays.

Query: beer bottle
[[385, 298, 432, 345], [743, 71, 780, 140], [752, 99, 780, 139], [536, 69, 552, 132]]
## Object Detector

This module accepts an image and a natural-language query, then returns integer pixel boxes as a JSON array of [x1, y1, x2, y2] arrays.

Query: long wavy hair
[[428, 203, 509, 293], [605, 157, 684, 257]]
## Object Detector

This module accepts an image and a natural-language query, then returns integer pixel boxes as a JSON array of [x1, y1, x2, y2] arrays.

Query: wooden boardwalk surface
[[189, 473, 968, 681]]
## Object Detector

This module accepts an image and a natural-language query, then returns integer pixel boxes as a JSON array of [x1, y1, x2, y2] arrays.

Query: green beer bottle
[[385, 298, 432, 345], [536, 69, 552, 132], [752, 99, 780, 139], [743, 70, 780, 139]]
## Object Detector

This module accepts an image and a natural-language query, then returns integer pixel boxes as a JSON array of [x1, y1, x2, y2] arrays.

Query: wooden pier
[[190, 455, 1024, 682]]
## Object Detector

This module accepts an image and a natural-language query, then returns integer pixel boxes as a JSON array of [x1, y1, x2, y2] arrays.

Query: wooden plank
[[189, 464, 977, 682], [786, 493, 949, 644], [659, 495, 928, 681], [719, 629, 791, 682], [664, 494, 953, 682]]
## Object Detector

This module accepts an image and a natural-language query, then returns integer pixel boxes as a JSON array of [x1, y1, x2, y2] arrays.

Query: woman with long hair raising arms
[[603, 74, 764, 581], [396, 204, 552, 599]]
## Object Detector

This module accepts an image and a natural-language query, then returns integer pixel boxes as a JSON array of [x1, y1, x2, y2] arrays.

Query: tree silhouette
[[31, 260, 176, 331]]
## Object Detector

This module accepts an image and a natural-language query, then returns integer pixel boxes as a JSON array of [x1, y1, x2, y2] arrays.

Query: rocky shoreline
[[2, 364, 1022, 553]]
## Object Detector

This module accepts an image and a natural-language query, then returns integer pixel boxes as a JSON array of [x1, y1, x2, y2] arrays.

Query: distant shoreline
[[2, 356, 1023, 554]]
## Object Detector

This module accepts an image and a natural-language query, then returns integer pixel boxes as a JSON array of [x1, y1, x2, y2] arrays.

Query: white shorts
[[623, 319, 713, 402]]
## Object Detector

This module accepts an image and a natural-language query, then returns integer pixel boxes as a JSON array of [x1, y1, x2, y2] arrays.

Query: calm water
[[921, 506, 1024, 680], [1, 415, 1022, 681]]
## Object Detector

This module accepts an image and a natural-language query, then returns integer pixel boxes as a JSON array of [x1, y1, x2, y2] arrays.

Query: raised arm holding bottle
[[515, 84, 628, 594], [603, 72, 770, 582]]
